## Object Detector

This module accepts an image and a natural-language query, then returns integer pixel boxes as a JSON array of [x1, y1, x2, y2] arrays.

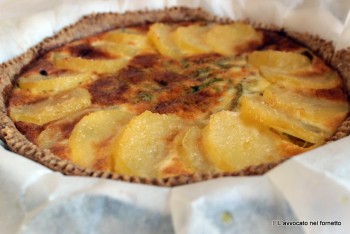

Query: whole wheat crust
[[0, 7, 349, 186]]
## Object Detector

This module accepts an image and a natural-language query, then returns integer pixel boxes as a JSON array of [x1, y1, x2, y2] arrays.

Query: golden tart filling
[[7, 21, 349, 179]]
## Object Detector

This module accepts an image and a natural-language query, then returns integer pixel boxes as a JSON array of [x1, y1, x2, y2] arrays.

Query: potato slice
[[54, 56, 128, 74], [260, 67, 341, 89], [158, 126, 217, 177], [18, 73, 92, 94], [69, 109, 134, 171], [94, 30, 155, 57], [262, 85, 349, 131], [248, 50, 311, 71], [240, 74, 271, 95], [202, 111, 281, 171], [157, 130, 194, 178], [147, 23, 182, 58], [101, 29, 148, 45], [10, 88, 91, 125], [38, 107, 99, 149], [205, 23, 263, 56], [173, 24, 211, 55], [113, 111, 185, 178], [92, 41, 155, 58], [240, 95, 326, 143], [247, 50, 311, 71], [178, 126, 216, 173]]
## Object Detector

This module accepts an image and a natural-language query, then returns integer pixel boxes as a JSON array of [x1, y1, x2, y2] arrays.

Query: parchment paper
[[0, 1, 350, 233]]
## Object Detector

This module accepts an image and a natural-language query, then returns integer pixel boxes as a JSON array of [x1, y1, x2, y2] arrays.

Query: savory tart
[[1, 8, 349, 185]]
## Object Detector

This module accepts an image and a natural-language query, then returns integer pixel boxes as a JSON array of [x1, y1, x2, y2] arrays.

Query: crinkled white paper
[[1, 1, 350, 234]]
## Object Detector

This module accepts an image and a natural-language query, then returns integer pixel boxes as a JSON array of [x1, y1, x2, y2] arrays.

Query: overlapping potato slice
[[37, 107, 99, 149], [247, 50, 311, 71], [113, 111, 185, 178], [10, 88, 91, 125], [157, 126, 217, 178], [101, 29, 149, 44], [260, 67, 341, 89], [240, 74, 271, 95], [18, 72, 92, 94], [173, 24, 211, 55], [262, 85, 349, 131], [69, 109, 134, 171], [93, 30, 155, 57], [157, 130, 194, 178], [177, 126, 216, 173], [247, 50, 339, 90], [92, 41, 154, 58], [202, 111, 281, 171], [240, 95, 326, 144], [205, 23, 263, 56], [148, 23, 182, 58], [54, 56, 128, 74]]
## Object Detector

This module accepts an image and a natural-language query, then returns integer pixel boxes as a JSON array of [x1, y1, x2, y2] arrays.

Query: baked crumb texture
[[0, 7, 349, 186]]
